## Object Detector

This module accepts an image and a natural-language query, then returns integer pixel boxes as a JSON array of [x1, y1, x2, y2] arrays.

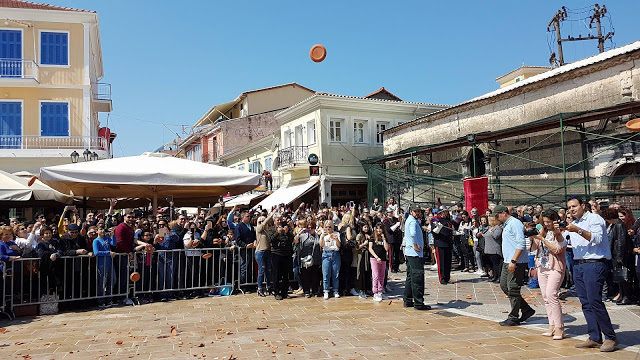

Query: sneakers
[[257, 289, 266, 297], [294, 288, 304, 295], [574, 339, 602, 349], [373, 293, 383, 302], [323, 292, 329, 300], [349, 288, 359, 296], [334, 292, 340, 298], [358, 291, 367, 299], [274, 294, 283, 301], [600, 339, 618, 352], [519, 308, 536, 323], [384, 285, 392, 293]]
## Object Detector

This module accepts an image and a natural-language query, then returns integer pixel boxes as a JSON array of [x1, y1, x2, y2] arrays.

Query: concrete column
[[320, 177, 332, 207]]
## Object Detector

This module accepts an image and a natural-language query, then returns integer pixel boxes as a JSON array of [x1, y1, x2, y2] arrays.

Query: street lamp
[[91, 151, 99, 161], [387, 176, 411, 210], [70, 151, 80, 163], [83, 149, 91, 162]]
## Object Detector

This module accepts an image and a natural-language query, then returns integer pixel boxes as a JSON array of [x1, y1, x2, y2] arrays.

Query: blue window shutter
[[0, 30, 22, 77], [41, 102, 69, 136], [0, 102, 22, 149], [41, 32, 68, 65]]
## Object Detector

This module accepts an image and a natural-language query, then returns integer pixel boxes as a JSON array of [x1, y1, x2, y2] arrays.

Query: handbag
[[432, 222, 443, 234], [528, 266, 538, 280], [613, 265, 630, 283], [301, 236, 316, 268]]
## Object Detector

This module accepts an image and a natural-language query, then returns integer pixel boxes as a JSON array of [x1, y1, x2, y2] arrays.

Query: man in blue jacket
[[234, 211, 256, 286], [403, 206, 430, 310]]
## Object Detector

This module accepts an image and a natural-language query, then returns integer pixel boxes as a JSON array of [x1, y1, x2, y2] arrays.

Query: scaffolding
[[363, 102, 640, 210]]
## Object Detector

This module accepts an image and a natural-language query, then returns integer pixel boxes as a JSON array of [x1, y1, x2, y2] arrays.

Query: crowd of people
[[1, 195, 637, 352]]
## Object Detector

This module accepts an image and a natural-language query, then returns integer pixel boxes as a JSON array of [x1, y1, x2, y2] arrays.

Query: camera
[[524, 228, 538, 237], [557, 220, 568, 229]]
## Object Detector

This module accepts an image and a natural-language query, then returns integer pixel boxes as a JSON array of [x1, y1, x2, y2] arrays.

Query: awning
[[193, 99, 240, 128], [253, 180, 319, 210], [224, 192, 267, 207]]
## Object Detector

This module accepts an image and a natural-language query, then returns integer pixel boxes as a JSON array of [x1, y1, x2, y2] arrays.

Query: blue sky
[[49, 0, 640, 156]]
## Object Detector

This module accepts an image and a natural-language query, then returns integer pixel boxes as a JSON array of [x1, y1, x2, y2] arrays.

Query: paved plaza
[[0, 267, 639, 360]]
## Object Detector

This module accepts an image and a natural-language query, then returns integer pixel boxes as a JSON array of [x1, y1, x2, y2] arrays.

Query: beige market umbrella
[[40, 152, 260, 213], [0, 170, 74, 204]]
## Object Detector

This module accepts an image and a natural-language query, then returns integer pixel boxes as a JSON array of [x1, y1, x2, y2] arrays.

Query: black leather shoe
[[403, 302, 414, 308], [616, 297, 633, 305], [414, 304, 431, 311], [520, 308, 536, 323], [499, 319, 520, 326]]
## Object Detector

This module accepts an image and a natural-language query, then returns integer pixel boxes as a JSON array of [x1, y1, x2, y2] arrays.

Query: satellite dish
[[273, 156, 280, 169], [270, 135, 280, 152]]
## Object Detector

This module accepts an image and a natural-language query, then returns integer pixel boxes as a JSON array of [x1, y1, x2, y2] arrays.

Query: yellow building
[[0, 0, 112, 174], [495, 65, 551, 88]]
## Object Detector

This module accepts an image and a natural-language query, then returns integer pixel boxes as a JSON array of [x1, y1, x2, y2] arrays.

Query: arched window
[[466, 148, 486, 176]]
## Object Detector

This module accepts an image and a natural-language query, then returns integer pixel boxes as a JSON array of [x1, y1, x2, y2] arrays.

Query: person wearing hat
[[56, 223, 90, 299], [494, 204, 534, 326], [403, 206, 430, 310]]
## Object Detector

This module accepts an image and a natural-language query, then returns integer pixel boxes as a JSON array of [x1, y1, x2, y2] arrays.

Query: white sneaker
[[476, 271, 487, 276], [323, 292, 329, 300], [431, 264, 438, 270], [373, 293, 383, 302], [334, 292, 340, 298]]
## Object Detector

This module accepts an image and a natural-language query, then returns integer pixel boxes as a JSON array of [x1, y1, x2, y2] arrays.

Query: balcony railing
[[0, 59, 39, 82], [0, 135, 108, 151], [277, 146, 308, 168], [92, 82, 111, 101]]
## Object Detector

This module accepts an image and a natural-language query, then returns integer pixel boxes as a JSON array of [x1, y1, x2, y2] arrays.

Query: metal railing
[[0, 59, 39, 81], [92, 82, 111, 101], [0, 135, 109, 150], [0, 261, 7, 319], [277, 146, 308, 168]]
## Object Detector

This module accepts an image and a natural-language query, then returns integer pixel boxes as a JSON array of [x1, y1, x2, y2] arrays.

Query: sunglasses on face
[[126, 216, 134, 219], [19, 228, 26, 231], [88, 232, 97, 235], [159, 224, 166, 227]]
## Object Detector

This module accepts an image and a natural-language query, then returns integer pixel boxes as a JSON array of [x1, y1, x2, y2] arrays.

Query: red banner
[[463, 176, 489, 214]]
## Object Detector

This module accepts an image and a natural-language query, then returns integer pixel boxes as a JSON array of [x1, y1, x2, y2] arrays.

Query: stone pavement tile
[[449, 343, 523, 357]]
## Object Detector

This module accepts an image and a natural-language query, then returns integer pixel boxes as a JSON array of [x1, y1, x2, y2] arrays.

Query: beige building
[[0, 0, 113, 174], [178, 83, 314, 164], [495, 65, 551, 88], [252, 91, 448, 209]]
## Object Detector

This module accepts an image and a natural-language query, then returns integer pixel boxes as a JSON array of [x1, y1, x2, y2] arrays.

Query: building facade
[[0, 0, 113, 174], [178, 83, 314, 165], [271, 92, 448, 208], [369, 40, 640, 209]]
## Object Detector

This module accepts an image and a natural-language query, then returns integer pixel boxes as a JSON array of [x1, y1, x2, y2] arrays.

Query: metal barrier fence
[[0, 247, 304, 317]]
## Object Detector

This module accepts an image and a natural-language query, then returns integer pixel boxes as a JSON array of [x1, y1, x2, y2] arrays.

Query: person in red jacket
[[114, 212, 135, 303]]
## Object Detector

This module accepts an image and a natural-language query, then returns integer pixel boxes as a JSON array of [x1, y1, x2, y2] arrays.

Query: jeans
[[292, 253, 302, 289], [565, 248, 575, 289], [527, 254, 539, 288], [574, 261, 616, 342], [96, 263, 115, 305], [500, 262, 532, 322], [404, 256, 425, 306], [255, 250, 272, 290], [322, 251, 340, 292]]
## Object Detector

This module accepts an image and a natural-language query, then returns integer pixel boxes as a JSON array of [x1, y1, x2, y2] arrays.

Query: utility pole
[[547, 4, 614, 67]]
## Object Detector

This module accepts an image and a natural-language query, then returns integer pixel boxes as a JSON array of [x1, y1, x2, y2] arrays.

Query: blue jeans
[[574, 261, 616, 342], [255, 250, 272, 290], [292, 253, 302, 289], [565, 248, 576, 292], [97, 263, 114, 305], [322, 251, 340, 292], [527, 254, 539, 288]]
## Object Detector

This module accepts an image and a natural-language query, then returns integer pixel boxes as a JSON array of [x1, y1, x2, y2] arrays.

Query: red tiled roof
[[0, 0, 94, 13], [364, 87, 403, 101]]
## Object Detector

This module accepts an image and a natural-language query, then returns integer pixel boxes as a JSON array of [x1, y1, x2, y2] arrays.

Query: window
[[376, 122, 388, 144], [306, 120, 316, 144], [249, 160, 262, 174], [0, 101, 22, 149], [238, 164, 245, 171], [264, 156, 272, 172], [40, 102, 69, 136], [0, 30, 22, 77], [353, 120, 367, 144], [193, 144, 202, 162], [40, 31, 68, 66], [329, 119, 344, 142], [283, 130, 291, 148]]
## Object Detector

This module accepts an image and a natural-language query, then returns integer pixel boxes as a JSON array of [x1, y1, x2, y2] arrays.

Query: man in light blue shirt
[[565, 197, 617, 352], [494, 205, 534, 327], [403, 206, 430, 311]]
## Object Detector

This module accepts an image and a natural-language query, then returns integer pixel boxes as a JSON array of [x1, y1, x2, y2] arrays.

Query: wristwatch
[[510, 259, 517, 264], [577, 228, 584, 236]]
